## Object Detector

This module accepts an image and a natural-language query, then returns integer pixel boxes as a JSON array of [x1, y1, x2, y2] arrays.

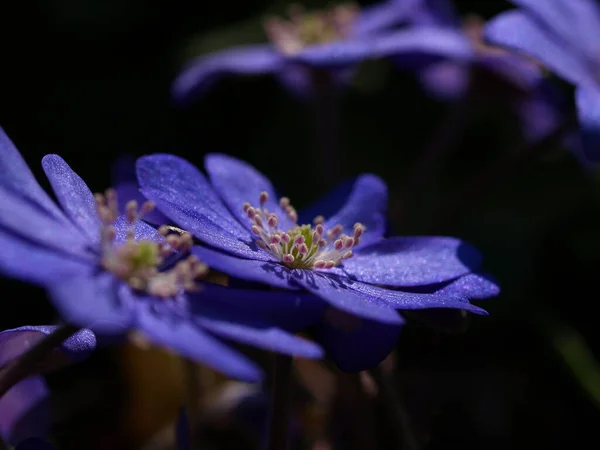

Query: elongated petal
[[196, 282, 327, 332], [48, 272, 135, 334], [0, 185, 90, 260], [42, 155, 101, 243], [353, 0, 421, 35], [172, 45, 283, 105], [294, 27, 472, 68], [509, 0, 600, 60], [298, 177, 358, 224], [315, 311, 403, 371], [112, 215, 163, 244], [136, 154, 267, 260], [576, 86, 600, 162], [344, 236, 482, 286], [192, 285, 323, 358], [410, 0, 460, 26], [0, 377, 49, 445], [0, 129, 68, 225], [484, 10, 596, 87], [204, 153, 296, 231], [299, 272, 487, 317], [432, 272, 499, 300], [192, 246, 300, 290], [323, 174, 388, 247], [0, 229, 91, 286], [133, 296, 262, 382]]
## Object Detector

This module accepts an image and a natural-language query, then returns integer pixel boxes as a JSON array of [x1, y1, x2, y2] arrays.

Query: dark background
[[1, 0, 599, 448]]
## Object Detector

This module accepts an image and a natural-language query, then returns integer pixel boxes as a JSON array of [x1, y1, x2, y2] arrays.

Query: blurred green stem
[[0, 324, 79, 399], [267, 354, 293, 450]]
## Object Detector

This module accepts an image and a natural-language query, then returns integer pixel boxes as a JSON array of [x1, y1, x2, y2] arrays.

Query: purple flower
[[402, 0, 561, 143], [135, 153, 498, 369], [484, 0, 600, 161], [0, 128, 323, 382], [171, 0, 473, 103], [0, 326, 95, 445]]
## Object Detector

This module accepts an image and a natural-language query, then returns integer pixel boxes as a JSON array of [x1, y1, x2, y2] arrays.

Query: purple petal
[[275, 64, 355, 99], [294, 27, 472, 68], [192, 246, 300, 290], [323, 174, 388, 247], [293, 272, 405, 324], [303, 273, 488, 315], [418, 61, 470, 100], [298, 177, 359, 224], [0, 129, 68, 225], [16, 438, 56, 450], [0, 185, 91, 260], [41, 155, 101, 243], [48, 272, 135, 334], [112, 215, 163, 244], [432, 272, 500, 300], [353, 0, 421, 35], [172, 44, 283, 105], [315, 311, 403, 372], [509, 0, 600, 61], [409, 0, 460, 27], [517, 85, 562, 143], [114, 181, 169, 225], [343, 236, 482, 286], [0, 229, 91, 286], [132, 295, 263, 382], [0, 377, 49, 445], [484, 10, 596, 87], [191, 285, 323, 358], [204, 153, 296, 231], [195, 282, 327, 333], [136, 154, 267, 261], [0, 326, 96, 368], [576, 86, 600, 163]]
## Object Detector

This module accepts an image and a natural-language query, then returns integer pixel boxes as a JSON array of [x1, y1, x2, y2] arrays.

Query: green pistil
[[128, 240, 161, 272]]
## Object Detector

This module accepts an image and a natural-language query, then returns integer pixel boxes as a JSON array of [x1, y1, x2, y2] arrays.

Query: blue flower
[[171, 0, 473, 104], [136, 153, 499, 369], [484, 0, 600, 161], [0, 326, 95, 445], [399, 0, 562, 144], [0, 128, 323, 382]]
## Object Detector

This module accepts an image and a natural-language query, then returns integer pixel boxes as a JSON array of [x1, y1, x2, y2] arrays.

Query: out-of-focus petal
[[353, 0, 421, 35], [295, 27, 472, 68], [172, 45, 283, 105], [484, 10, 596, 87], [576, 85, 600, 163]]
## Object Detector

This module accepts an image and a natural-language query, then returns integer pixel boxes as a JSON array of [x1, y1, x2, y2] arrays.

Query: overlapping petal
[[341, 237, 482, 286], [314, 311, 404, 372], [353, 0, 421, 35], [204, 153, 296, 231], [172, 44, 283, 105], [484, 10, 597, 87], [294, 27, 472, 68], [42, 155, 101, 243], [132, 296, 262, 382], [48, 272, 135, 334]]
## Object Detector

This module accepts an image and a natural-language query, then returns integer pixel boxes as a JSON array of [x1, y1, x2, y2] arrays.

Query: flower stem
[[434, 114, 578, 230], [0, 324, 79, 399], [369, 365, 419, 450], [310, 69, 343, 191], [266, 354, 293, 450]]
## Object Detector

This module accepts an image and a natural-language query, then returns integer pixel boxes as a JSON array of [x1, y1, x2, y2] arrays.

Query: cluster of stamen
[[243, 191, 365, 270], [264, 3, 359, 56], [95, 189, 208, 298]]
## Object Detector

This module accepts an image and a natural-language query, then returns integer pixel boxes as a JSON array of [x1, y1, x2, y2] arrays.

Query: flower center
[[264, 3, 359, 56], [94, 189, 207, 298], [243, 191, 365, 270]]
